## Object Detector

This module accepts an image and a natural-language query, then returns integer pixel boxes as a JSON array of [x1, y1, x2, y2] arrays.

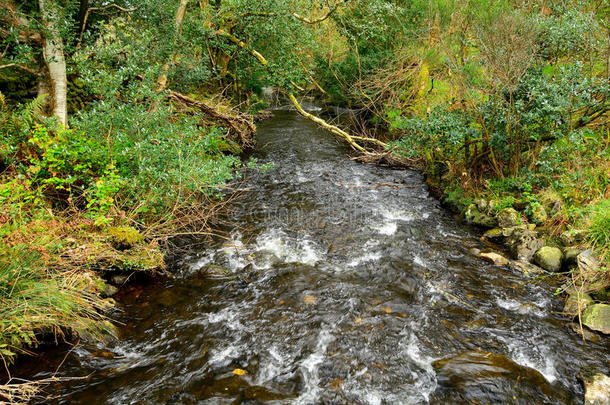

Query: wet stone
[[478, 252, 509, 266], [563, 291, 594, 318]]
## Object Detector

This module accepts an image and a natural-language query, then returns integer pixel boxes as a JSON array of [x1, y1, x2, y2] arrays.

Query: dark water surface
[[25, 110, 610, 403]]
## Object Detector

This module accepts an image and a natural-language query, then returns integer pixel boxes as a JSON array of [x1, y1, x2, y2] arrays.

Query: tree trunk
[[77, 0, 89, 36], [175, 0, 189, 34], [39, 0, 68, 126]]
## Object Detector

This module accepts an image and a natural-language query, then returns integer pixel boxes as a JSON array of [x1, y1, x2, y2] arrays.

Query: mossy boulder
[[582, 304, 610, 335], [530, 205, 548, 225], [563, 291, 594, 318], [107, 226, 145, 250], [483, 228, 504, 241], [534, 246, 563, 272], [465, 204, 497, 228], [497, 208, 520, 228]]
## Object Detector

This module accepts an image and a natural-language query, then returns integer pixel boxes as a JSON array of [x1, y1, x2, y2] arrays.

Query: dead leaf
[[232, 368, 247, 376]]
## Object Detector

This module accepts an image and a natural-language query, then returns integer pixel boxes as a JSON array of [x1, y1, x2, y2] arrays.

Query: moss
[[106, 226, 145, 250]]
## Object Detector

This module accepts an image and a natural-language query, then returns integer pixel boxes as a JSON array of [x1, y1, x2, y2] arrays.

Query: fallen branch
[[168, 90, 255, 146]]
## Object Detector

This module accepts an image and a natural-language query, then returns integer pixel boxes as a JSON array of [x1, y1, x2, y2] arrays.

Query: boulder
[[483, 228, 504, 241], [582, 304, 610, 335], [465, 204, 497, 228], [473, 213, 498, 228], [478, 252, 509, 266], [497, 208, 520, 228], [584, 373, 610, 405], [563, 291, 594, 318], [577, 249, 599, 273], [530, 205, 548, 224], [506, 229, 545, 262], [534, 246, 563, 272]]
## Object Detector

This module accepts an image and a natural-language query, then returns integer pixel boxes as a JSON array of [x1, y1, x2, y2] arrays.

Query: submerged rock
[[431, 351, 567, 403], [534, 246, 563, 272], [563, 291, 594, 318], [584, 373, 610, 405], [582, 304, 610, 335], [478, 252, 509, 266], [509, 260, 544, 276], [497, 208, 520, 228]]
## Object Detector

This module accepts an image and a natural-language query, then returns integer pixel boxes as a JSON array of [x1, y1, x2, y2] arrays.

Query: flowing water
[[24, 109, 610, 403]]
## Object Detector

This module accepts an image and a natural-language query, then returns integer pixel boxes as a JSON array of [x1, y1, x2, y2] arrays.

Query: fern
[[17, 94, 47, 130]]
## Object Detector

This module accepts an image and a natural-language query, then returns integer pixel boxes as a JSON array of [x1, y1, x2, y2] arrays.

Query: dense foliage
[[0, 0, 608, 387]]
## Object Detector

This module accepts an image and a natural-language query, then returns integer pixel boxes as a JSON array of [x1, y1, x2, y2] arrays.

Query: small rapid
[[23, 109, 609, 404]]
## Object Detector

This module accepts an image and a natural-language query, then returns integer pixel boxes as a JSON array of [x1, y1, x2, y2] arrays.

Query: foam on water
[[296, 328, 334, 404], [255, 229, 323, 266]]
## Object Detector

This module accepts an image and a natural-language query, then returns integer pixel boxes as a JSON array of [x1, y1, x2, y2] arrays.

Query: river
[[24, 108, 610, 404]]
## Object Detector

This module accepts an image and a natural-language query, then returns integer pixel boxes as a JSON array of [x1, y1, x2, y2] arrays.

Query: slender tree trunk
[[77, 0, 89, 36], [39, 0, 68, 126], [175, 0, 189, 34], [157, 0, 190, 91]]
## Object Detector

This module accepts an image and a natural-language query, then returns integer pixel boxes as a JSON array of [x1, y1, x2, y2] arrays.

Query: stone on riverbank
[[530, 205, 548, 224], [509, 260, 544, 276], [584, 373, 610, 405], [506, 228, 545, 262], [577, 249, 600, 273], [465, 204, 498, 228], [582, 304, 610, 335], [478, 252, 509, 266], [497, 208, 520, 228], [563, 291, 594, 318], [483, 228, 504, 241], [534, 246, 563, 272]]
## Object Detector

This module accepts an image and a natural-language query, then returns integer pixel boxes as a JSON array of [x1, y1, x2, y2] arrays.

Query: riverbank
[[0, 91, 257, 401], [401, 151, 610, 337]]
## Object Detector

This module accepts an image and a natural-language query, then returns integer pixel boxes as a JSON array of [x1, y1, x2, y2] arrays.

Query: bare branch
[[291, 0, 348, 24]]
